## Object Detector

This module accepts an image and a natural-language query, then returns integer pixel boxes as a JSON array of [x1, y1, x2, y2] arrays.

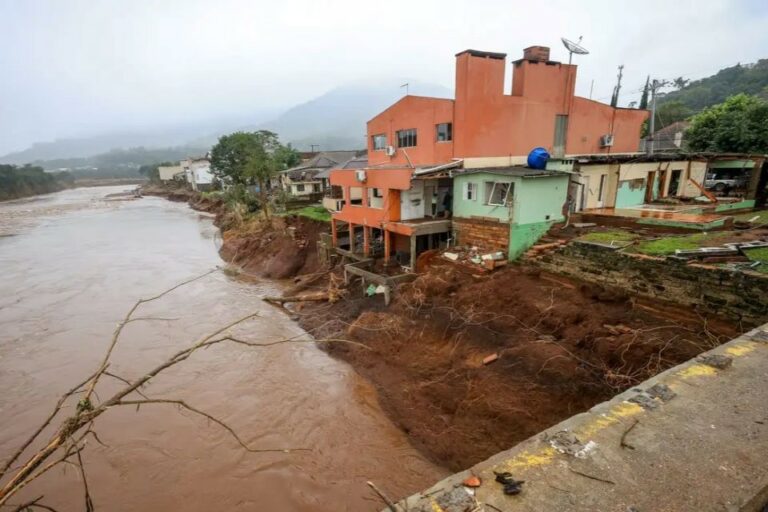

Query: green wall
[[452, 172, 517, 222], [453, 172, 569, 260], [714, 199, 755, 212], [616, 179, 646, 208]]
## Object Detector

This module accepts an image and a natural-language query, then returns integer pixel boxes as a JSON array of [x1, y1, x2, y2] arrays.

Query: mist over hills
[[0, 81, 452, 167]]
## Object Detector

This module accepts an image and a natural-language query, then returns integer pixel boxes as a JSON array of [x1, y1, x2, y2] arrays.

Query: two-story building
[[329, 45, 649, 268]]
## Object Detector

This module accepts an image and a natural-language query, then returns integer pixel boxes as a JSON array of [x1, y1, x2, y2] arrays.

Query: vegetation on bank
[[577, 229, 639, 244], [0, 164, 75, 201], [283, 205, 331, 222]]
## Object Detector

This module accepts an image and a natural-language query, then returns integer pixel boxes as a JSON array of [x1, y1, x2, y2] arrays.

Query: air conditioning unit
[[600, 134, 615, 147], [385, 145, 396, 157], [355, 170, 367, 182]]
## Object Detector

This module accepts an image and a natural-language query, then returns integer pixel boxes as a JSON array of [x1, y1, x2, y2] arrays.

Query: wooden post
[[409, 234, 417, 271], [384, 230, 391, 264], [331, 218, 337, 247], [363, 226, 370, 257]]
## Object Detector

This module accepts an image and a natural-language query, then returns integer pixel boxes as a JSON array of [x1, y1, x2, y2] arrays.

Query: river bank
[[0, 187, 447, 511], [151, 185, 742, 476]]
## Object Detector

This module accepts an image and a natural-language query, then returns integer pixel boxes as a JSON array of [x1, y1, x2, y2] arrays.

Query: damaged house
[[329, 45, 648, 266], [277, 151, 359, 197]]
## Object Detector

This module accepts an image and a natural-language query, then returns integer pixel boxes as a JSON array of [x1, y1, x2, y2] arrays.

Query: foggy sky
[[1, 0, 767, 155]]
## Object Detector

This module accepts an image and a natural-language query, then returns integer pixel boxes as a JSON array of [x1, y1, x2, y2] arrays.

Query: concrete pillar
[[363, 226, 370, 257], [384, 230, 391, 264], [331, 218, 337, 247], [409, 234, 417, 271], [349, 223, 355, 253]]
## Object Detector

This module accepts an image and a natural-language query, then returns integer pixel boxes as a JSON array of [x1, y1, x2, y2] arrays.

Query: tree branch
[[114, 399, 309, 453]]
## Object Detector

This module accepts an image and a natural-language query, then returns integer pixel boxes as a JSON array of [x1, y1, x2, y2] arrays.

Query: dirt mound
[[299, 261, 739, 471], [219, 215, 327, 279]]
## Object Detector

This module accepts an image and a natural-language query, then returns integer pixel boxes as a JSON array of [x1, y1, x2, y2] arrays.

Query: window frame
[[485, 181, 512, 207], [436, 122, 453, 142], [396, 128, 418, 148], [372, 133, 387, 151], [296, 183, 305, 192], [463, 181, 477, 201]]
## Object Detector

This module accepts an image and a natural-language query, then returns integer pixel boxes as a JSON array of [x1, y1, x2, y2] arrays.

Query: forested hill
[[659, 59, 768, 110], [0, 165, 75, 201]]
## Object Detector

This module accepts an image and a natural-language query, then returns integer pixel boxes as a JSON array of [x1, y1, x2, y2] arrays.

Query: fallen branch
[[366, 481, 398, 512], [263, 292, 329, 304]]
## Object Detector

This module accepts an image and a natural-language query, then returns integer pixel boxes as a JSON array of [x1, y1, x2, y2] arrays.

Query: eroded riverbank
[[0, 187, 447, 511]]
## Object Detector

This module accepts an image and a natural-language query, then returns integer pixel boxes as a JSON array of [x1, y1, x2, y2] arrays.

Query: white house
[[181, 155, 215, 191]]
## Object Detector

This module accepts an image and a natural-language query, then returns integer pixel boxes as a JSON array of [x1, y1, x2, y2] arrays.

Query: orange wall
[[363, 50, 648, 166], [330, 168, 412, 227], [367, 96, 454, 167]]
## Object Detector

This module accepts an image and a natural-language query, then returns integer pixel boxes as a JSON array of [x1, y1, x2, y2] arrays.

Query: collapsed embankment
[[295, 260, 739, 471], [147, 187, 743, 473], [143, 184, 327, 279]]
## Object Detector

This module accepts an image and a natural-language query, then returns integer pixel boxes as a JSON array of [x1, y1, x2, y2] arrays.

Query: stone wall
[[535, 241, 768, 326], [452, 217, 509, 252]]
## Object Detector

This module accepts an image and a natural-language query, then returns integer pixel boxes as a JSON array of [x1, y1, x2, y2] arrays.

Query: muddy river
[[0, 187, 446, 511]]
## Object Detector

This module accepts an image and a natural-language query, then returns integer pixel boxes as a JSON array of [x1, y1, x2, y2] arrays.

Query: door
[[668, 170, 682, 197], [424, 183, 436, 217], [658, 169, 667, 198], [580, 176, 590, 210], [596, 174, 607, 208], [645, 171, 656, 203]]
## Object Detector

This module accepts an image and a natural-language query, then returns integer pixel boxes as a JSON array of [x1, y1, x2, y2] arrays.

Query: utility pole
[[400, 82, 409, 96], [310, 144, 319, 153], [647, 78, 670, 154], [610, 65, 624, 107]]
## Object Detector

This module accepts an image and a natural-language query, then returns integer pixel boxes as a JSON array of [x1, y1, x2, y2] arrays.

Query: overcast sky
[[1, 0, 767, 155]]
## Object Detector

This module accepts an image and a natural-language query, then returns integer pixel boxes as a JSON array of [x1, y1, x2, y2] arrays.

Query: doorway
[[668, 169, 682, 197], [645, 171, 656, 203]]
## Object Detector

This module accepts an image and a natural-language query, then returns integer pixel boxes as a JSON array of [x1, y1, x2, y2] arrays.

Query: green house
[[451, 167, 569, 259]]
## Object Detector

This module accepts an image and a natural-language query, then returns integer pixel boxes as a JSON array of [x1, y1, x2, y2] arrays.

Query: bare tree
[[0, 268, 361, 510]]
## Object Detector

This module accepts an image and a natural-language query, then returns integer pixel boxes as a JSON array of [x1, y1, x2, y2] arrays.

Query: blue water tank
[[527, 147, 550, 170]]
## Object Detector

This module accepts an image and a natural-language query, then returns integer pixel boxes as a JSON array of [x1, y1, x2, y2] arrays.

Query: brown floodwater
[[0, 187, 447, 511]]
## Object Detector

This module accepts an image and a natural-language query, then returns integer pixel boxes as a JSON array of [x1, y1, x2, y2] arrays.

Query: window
[[348, 186, 363, 205], [372, 134, 387, 151], [296, 184, 305, 192], [463, 182, 477, 201], [313, 183, 320, 192], [485, 181, 512, 206], [372, 188, 383, 198], [396, 128, 417, 148], [436, 123, 452, 142]]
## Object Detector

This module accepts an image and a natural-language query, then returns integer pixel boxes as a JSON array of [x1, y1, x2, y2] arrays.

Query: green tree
[[686, 93, 768, 152], [639, 76, 650, 110], [653, 100, 694, 129], [210, 131, 293, 219]]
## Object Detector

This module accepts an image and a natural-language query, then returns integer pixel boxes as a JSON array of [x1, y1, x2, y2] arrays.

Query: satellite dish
[[561, 36, 589, 64]]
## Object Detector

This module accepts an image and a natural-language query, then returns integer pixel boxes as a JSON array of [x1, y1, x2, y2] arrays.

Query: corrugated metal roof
[[457, 166, 567, 178]]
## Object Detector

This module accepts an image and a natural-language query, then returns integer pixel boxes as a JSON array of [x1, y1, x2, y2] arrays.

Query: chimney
[[522, 46, 550, 62]]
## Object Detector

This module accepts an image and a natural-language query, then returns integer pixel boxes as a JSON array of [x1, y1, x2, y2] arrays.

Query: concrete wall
[[367, 95, 455, 167], [536, 241, 768, 326], [452, 172, 517, 222]]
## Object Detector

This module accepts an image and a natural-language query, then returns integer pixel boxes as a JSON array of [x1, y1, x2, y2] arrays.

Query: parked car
[[704, 169, 750, 193]]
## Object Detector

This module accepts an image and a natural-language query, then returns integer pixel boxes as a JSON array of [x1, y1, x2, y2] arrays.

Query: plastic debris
[[462, 475, 481, 488], [494, 471, 525, 495]]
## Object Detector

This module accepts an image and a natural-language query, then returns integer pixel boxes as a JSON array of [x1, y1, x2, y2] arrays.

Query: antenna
[[561, 36, 589, 65], [400, 82, 409, 95]]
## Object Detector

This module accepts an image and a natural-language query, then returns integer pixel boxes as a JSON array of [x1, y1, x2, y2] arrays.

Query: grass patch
[[288, 205, 331, 222], [578, 229, 639, 244], [632, 233, 713, 256], [743, 247, 768, 273], [732, 209, 768, 225]]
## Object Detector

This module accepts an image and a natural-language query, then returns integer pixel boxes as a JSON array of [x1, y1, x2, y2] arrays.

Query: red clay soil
[[219, 215, 327, 279], [298, 260, 739, 471]]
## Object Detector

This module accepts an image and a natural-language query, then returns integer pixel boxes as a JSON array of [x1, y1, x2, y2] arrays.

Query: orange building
[[330, 45, 649, 267]]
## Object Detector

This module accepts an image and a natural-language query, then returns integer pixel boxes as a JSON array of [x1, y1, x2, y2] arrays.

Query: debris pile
[[442, 246, 508, 271]]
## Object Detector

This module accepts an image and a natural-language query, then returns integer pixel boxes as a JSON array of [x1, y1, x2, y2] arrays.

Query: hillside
[[659, 59, 768, 110], [255, 81, 453, 151]]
